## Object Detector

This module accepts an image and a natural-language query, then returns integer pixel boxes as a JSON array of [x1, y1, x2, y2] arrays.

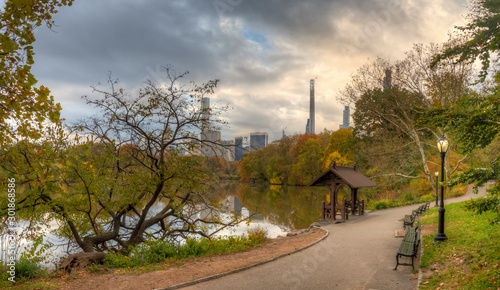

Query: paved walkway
[[179, 183, 492, 290]]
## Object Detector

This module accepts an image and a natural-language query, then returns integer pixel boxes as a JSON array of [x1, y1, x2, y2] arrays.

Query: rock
[[318, 219, 334, 226], [297, 229, 308, 235], [286, 232, 297, 236], [309, 222, 321, 229]]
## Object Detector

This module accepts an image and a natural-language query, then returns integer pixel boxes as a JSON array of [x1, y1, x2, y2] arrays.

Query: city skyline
[[29, 0, 468, 143]]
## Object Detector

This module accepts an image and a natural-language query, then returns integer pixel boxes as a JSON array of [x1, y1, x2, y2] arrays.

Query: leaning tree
[[1, 68, 245, 267]]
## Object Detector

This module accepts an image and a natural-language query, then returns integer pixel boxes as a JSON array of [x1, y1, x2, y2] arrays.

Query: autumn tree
[[0, 69, 246, 264], [338, 42, 473, 188], [427, 0, 500, 222], [0, 0, 74, 144], [321, 128, 355, 171], [288, 137, 323, 185]]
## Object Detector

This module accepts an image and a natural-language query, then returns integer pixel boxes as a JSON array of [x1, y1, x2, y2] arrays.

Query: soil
[[33, 228, 326, 290]]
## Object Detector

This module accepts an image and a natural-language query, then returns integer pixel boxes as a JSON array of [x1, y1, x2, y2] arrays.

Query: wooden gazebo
[[309, 161, 376, 220]]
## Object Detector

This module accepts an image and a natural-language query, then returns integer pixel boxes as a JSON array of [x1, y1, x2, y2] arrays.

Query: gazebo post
[[330, 184, 336, 220], [351, 188, 358, 214]]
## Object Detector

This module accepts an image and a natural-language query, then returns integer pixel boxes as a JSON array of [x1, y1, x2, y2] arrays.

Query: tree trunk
[[59, 252, 107, 272]]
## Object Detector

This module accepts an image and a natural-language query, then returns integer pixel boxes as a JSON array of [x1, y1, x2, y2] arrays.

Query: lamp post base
[[434, 207, 447, 242], [434, 232, 448, 242]]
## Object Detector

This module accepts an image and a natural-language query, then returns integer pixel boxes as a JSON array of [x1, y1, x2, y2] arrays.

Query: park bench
[[403, 209, 418, 229], [415, 202, 430, 215], [394, 221, 421, 270]]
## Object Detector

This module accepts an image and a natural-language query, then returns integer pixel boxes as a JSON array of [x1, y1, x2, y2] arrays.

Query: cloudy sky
[[31, 0, 469, 143]]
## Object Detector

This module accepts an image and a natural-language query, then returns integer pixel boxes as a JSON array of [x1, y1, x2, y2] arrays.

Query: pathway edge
[[154, 228, 330, 290]]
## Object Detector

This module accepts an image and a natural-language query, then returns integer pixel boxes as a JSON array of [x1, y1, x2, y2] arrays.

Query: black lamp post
[[434, 135, 449, 242], [434, 171, 439, 207]]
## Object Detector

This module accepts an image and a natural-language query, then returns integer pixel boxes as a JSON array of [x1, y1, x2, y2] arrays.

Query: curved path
[[178, 183, 492, 290]]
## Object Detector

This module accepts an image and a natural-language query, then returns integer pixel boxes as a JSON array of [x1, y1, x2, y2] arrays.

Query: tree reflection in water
[[219, 182, 327, 231]]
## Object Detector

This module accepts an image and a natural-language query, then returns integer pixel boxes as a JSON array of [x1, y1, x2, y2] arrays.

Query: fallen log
[[60, 252, 107, 272]]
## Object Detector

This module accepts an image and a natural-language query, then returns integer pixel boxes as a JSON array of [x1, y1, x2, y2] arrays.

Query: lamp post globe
[[434, 135, 449, 242], [434, 171, 439, 207]]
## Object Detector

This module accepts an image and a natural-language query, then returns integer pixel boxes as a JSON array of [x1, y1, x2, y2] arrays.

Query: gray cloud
[[31, 0, 468, 142]]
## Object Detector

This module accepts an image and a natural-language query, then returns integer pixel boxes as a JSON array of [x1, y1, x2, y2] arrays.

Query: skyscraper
[[201, 97, 210, 121], [200, 97, 222, 156], [250, 132, 268, 151], [383, 69, 392, 90], [200, 130, 221, 157], [339, 106, 350, 129], [235, 137, 243, 161], [309, 79, 315, 134]]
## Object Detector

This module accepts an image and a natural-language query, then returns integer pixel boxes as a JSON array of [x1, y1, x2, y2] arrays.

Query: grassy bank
[[365, 184, 469, 211], [419, 200, 499, 289], [0, 228, 267, 289]]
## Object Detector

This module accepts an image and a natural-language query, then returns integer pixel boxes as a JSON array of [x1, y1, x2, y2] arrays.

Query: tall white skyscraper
[[309, 79, 315, 134]]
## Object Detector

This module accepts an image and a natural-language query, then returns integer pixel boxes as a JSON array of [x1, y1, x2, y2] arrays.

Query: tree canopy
[[432, 0, 500, 81], [0, 69, 246, 255], [0, 0, 74, 144], [428, 0, 500, 222]]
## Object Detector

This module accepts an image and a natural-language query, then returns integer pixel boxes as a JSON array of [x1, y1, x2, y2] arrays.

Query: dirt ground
[[36, 228, 325, 290]]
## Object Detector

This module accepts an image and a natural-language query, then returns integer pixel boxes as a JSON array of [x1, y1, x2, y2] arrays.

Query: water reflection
[[220, 182, 327, 231], [1, 182, 328, 269]]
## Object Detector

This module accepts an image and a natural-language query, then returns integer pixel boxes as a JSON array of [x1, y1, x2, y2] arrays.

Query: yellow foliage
[[322, 151, 351, 171]]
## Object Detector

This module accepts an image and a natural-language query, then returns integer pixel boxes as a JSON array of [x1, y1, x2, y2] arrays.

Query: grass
[[419, 200, 500, 289], [2, 228, 267, 288], [0, 259, 48, 289], [365, 184, 469, 211], [103, 227, 267, 269]]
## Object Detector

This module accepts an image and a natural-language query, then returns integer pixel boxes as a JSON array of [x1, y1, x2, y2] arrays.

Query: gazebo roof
[[309, 162, 376, 188]]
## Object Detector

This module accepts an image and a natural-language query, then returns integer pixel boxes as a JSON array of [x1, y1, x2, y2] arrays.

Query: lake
[[1, 182, 329, 268]]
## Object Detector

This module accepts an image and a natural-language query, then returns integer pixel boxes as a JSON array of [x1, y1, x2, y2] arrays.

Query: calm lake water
[[1, 182, 330, 268], [220, 182, 328, 234]]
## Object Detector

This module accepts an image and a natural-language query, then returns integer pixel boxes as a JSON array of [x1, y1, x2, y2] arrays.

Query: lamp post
[[434, 135, 449, 242], [434, 171, 439, 207]]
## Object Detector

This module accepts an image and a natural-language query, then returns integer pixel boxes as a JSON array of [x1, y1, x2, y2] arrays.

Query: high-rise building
[[249, 132, 268, 151], [200, 97, 223, 157], [306, 119, 311, 133], [339, 106, 350, 129], [200, 131, 221, 157], [221, 140, 235, 161], [383, 69, 392, 90], [235, 137, 243, 161], [201, 97, 210, 121], [309, 79, 315, 134]]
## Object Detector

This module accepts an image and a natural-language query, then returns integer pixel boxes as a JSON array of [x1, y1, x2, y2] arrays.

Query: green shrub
[[401, 192, 415, 201], [132, 240, 177, 265], [15, 258, 43, 279], [447, 185, 468, 198], [247, 227, 267, 244], [178, 238, 209, 258], [375, 200, 389, 210], [103, 252, 133, 268], [421, 193, 435, 202], [103, 232, 268, 269]]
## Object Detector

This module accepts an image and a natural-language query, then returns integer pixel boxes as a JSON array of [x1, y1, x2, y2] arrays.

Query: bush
[[247, 227, 267, 244], [447, 185, 468, 198], [421, 194, 435, 202], [103, 252, 133, 268], [103, 232, 268, 269], [132, 240, 177, 265], [375, 200, 389, 210], [401, 192, 415, 201], [15, 258, 43, 279]]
